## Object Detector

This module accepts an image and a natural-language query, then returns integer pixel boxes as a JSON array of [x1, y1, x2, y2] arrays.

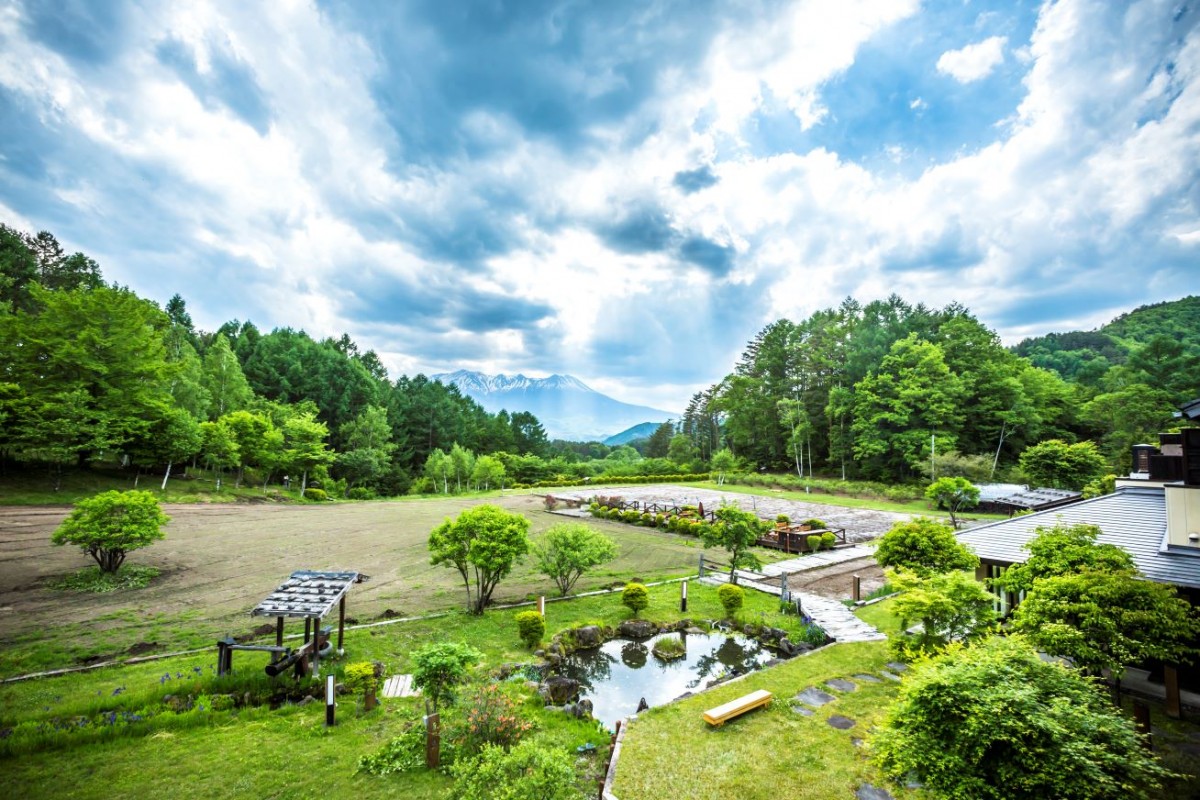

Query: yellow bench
[[703, 689, 773, 726]]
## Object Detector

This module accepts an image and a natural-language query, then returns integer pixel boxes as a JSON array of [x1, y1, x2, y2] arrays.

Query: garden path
[[698, 573, 886, 643]]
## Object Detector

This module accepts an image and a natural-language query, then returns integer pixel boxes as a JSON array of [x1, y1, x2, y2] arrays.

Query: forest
[[2, 219, 1197, 496]]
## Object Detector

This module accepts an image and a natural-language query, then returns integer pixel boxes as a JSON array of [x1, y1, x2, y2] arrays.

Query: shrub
[[875, 517, 979, 576], [359, 724, 460, 776], [411, 642, 481, 712], [543, 496, 559, 511], [807, 534, 822, 552], [820, 531, 836, 549], [534, 523, 618, 596], [872, 636, 1173, 800], [303, 488, 328, 501], [775, 514, 790, 524], [622, 582, 649, 617], [450, 741, 583, 800], [455, 684, 534, 757], [717, 583, 745, 617], [515, 611, 546, 649], [346, 487, 375, 500], [50, 564, 160, 593], [343, 661, 381, 695], [640, 512, 654, 526], [800, 518, 826, 529]]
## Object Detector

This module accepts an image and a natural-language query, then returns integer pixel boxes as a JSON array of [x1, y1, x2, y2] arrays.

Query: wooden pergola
[[218, 570, 369, 677]]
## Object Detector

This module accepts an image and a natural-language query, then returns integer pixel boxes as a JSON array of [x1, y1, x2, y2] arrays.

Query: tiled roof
[[250, 570, 368, 619], [957, 487, 1200, 589]]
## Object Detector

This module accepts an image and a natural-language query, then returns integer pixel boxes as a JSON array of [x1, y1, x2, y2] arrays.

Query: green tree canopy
[[1011, 570, 1200, 679], [471, 454, 505, 490], [1018, 439, 1107, 490], [994, 522, 1135, 595], [428, 504, 531, 613], [533, 523, 618, 596], [872, 636, 1173, 800], [700, 505, 767, 584], [410, 641, 481, 713], [924, 476, 980, 529], [874, 517, 978, 577], [52, 490, 171, 573], [888, 569, 997, 661]]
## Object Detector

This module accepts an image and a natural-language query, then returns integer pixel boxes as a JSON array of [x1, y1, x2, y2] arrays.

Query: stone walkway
[[758, 545, 875, 577], [786, 664, 912, 800], [699, 573, 886, 643]]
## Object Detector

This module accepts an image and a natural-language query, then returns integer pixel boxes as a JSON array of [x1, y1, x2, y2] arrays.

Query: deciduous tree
[[924, 476, 980, 529], [534, 523, 618, 596], [52, 490, 170, 573], [428, 505, 531, 613], [700, 505, 767, 585], [874, 517, 978, 577]]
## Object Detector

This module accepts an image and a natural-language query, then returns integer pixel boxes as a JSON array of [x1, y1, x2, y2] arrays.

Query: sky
[[0, 0, 1198, 413]]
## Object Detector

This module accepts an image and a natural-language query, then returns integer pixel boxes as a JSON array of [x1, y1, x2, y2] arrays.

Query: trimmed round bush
[[515, 610, 545, 648], [717, 583, 745, 617], [622, 582, 649, 617], [303, 488, 329, 502], [807, 534, 823, 552], [820, 531, 837, 549]]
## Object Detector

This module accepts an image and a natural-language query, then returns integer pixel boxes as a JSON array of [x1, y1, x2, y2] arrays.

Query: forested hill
[[1012, 296, 1200, 390], [676, 294, 1197, 483]]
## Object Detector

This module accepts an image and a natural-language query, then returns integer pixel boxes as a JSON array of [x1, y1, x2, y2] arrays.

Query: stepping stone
[[794, 687, 837, 707], [827, 715, 856, 730], [853, 673, 882, 683], [856, 785, 894, 800], [381, 674, 420, 698], [851, 737, 864, 748], [878, 670, 902, 682], [885, 662, 909, 673], [790, 705, 814, 716], [826, 678, 857, 692]]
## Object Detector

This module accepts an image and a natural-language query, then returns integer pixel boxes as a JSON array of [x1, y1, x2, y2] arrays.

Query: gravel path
[[552, 485, 912, 544]]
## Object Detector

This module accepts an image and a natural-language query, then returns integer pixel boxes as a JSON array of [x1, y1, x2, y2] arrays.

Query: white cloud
[[936, 35, 1007, 83]]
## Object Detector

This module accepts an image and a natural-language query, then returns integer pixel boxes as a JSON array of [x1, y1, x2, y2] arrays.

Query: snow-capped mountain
[[430, 370, 672, 442]]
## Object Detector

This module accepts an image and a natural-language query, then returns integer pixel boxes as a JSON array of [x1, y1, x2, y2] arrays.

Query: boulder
[[539, 675, 581, 705], [618, 619, 656, 638], [572, 625, 603, 649]]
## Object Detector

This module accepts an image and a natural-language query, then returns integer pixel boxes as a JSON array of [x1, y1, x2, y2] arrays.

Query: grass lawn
[[609, 640, 910, 800], [0, 581, 829, 799]]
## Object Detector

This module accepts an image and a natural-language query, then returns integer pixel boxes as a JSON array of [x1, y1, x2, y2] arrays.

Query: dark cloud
[[673, 165, 718, 193], [155, 38, 273, 134], [599, 205, 676, 254], [679, 235, 735, 275]]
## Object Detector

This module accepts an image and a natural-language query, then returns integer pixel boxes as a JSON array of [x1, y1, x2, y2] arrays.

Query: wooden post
[[1133, 700, 1152, 748], [852, 575, 861, 603], [1164, 665, 1182, 719], [698, 554, 705, 577], [780, 573, 789, 604], [311, 616, 321, 677], [538, 595, 546, 616], [275, 617, 284, 649], [337, 595, 346, 655], [425, 713, 441, 768], [325, 674, 336, 727], [304, 617, 312, 644], [680, 580, 688, 612]]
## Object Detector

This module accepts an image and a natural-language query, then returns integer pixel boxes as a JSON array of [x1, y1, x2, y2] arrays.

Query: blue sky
[[1, 0, 1197, 411]]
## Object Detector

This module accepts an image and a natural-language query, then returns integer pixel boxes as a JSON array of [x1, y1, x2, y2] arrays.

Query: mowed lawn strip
[[0, 494, 789, 676], [609, 639, 912, 800]]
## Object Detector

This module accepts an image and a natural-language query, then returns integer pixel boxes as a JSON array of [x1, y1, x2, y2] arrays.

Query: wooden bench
[[703, 689, 773, 726]]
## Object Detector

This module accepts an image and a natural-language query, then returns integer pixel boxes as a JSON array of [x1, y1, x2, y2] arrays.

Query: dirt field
[[0, 494, 730, 675]]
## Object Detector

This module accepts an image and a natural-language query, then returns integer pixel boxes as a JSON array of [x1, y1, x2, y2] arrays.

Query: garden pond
[[559, 630, 774, 728]]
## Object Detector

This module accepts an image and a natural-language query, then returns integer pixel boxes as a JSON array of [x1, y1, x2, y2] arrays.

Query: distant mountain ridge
[[431, 370, 671, 442], [603, 422, 662, 446]]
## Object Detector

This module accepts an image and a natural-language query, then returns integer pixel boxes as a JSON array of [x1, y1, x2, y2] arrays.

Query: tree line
[[676, 294, 1196, 484], [0, 222, 563, 495]]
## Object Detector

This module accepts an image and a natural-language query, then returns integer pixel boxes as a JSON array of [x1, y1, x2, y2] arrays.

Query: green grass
[[610, 639, 913, 800], [0, 581, 830, 800], [49, 565, 161, 593]]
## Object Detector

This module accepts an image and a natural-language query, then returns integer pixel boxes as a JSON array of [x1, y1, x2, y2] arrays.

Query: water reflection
[[559, 630, 773, 728]]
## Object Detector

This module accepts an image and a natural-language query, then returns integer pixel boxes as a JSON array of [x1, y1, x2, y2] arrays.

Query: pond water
[[559, 630, 774, 729]]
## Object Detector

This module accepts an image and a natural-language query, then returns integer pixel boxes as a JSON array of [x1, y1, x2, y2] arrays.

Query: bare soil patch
[[0, 493, 729, 674]]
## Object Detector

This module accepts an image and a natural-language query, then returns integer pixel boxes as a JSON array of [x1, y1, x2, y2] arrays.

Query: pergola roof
[[992, 487, 1081, 510], [250, 570, 369, 619]]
